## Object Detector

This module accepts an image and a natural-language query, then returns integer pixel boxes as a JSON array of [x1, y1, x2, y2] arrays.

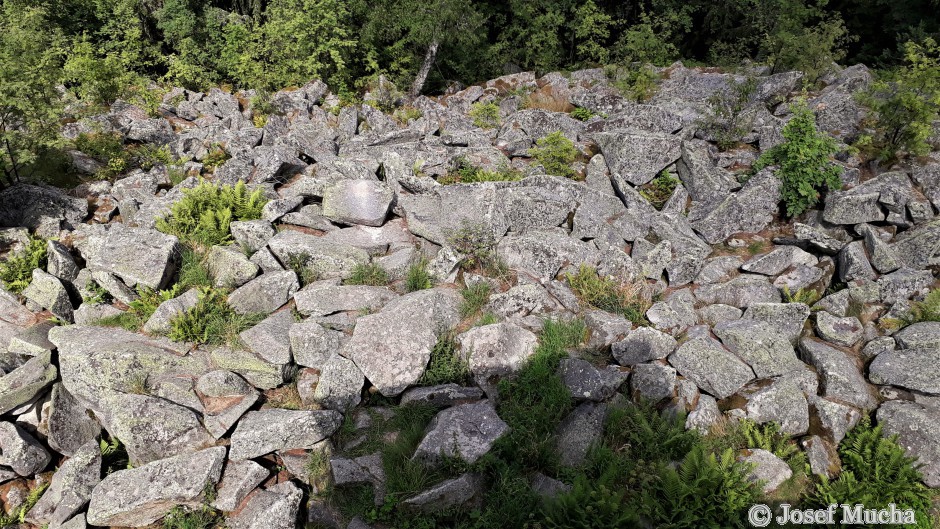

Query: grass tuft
[[345, 263, 390, 286], [419, 333, 472, 386], [566, 265, 651, 325]]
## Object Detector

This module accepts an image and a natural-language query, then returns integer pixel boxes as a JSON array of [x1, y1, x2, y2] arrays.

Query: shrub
[[419, 333, 471, 386], [903, 288, 940, 324], [404, 258, 434, 292], [604, 401, 699, 464], [607, 64, 660, 103], [0, 237, 47, 293], [134, 144, 173, 170], [529, 131, 578, 179], [250, 90, 276, 128], [699, 76, 757, 151], [202, 144, 230, 170], [168, 288, 265, 345], [639, 170, 680, 210], [446, 222, 506, 278], [570, 107, 595, 121], [438, 157, 522, 185], [74, 131, 124, 162], [156, 181, 267, 248], [764, 17, 853, 86], [859, 38, 940, 160], [469, 101, 500, 129], [392, 106, 423, 123], [753, 99, 842, 217], [542, 474, 639, 529], [345, 263, 390, 286], [566, 265, 651, 325]]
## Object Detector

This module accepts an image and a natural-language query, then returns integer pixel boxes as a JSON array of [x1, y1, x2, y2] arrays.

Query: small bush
[[570, 107, 596, 121], [168, 288, 265, 345], [566, 265, 651, 325], [782, 285, 821, 305], [753, 99, 842, 217], [419, 333, 472, 386], [607, 64, 660, 103], [438, 157, 523, 185], [98, 286, 181, 332], [446, 222, 507, 278], [250, 90, 276, 128], [699, 76, 757, 151], [404, 258, 434, 292], [639, 170, 680, 210], [903, 288, 940, 324], [542, 474, 639, 529], [469, 101, 501, 129], [529, 131, 578, 179], [202, 144, 230, 171], [0, 237, 47, 294], [134, 144, 173, 171], [345, 263, 390, 286], [156, 181, 267, 248], [392, 106, 423, 123]]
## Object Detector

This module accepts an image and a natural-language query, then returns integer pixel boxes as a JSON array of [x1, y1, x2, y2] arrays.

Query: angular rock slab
[[413, 400, 508, 465], [25, 440, 101, 527], [227, 271, 299, 315], [0, 421, 50, 476], [107, 393, 216, 466], [668, 337, 755, 399], [212, 459, 270, 512], [877, 401, 940, 488], [227, 481, 303, 529], [739, 449, 792, 494], [593, 129, 682, 186], [229, 409, 343, 460], [266, 229, 370, 280], [322, 180, 395, 227], [46, 383, 101, 457], [869, 346, 940, 395], [798, 338, 876, 410], [81, 224, 180, 290], [0, 349, 57, 415], [86, 446, 226, 528], [713, 319, 803, 378]]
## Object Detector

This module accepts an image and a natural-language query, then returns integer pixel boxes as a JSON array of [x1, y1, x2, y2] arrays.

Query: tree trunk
[[409, 39, 440, 99]]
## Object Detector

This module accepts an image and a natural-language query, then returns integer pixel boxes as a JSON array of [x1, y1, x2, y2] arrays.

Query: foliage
[[162, 504, 221, 529], [764, 17, 853, 85], [419, 332, 471, 386], [699, 76, 757, 151], [566, 265, 651, 326], [404, 258, 434, 292], [468, 101, 500, 129], [459, 282, 492, 320], [392, 106, 423, 123], [569, 107, 595, 121], [902, 288, 940, 325], [201, 144, 230, 170], [98, 285, 182, 332], [860, 38, 940, 160], [639, 170, 680, 210], [607, 64, 660, 103], [156, 181, 267, 248], [615, 12, 685, 67], [0, 237, 47, 294], [571, 0, 614, 65], [177, 246, 213, 291], [285, 252, 318, 287], [529, 131, 578, 179], [0, 481, 49, 526], [168, 287, 265, 345], [810, 418, 935, 527], [542, 474, 639, 528], [438, 157, 522, 184], [100, 436, 131, 474], [345, 263, 391, 286], [446, 222, 506, 278], [753, 99, 842, 217], [604, 401, 700, 464], [782, 285, 821, 305]]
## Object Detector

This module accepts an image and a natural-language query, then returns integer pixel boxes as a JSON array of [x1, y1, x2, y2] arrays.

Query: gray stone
[[108, 393, 215, 466], [630, 363, 677, 402], [558, 358, 628, 402], [207, 245, 259, 288], [0, 421, 50, 476], [314, 354, 364, 411], [413, 400, 508, 465], [798, 338, 876, 409], [802, 435, 840, 478], [322, 180, 394, 227], [227, 271, 299, 315], [713, 319, 803, 378], [808, 396, 860, 444], [612, 327, 677, 366], [46, 383, 101, 457], [698, 303, 743, 326], [686, 394, 722, 433], [690, 168, 781, 244], [400, 384, 485, 407], [143, 288, 200, 335], [824, 172, 913, 225], [878, 268, 934, 303], [210, 347, 289, 390], [555, 402, 607, 467], [838, 241, 876, 282], [891, 218, 940, 269], [212, 459, 269, 512], [814, 311, 863, 347], [231, 219, 277, 254], [739, 449, 792, 494], [229, 409, 343, 460], [90, 270, 138, 305], [694, 256, 744, 284], [694, 275, 781, 308], [877, 401, 940, 488], [485, 283, 560, 319], [86, 447, 226, 528], [594, 129, 682, 186], [73, 302, 124, 325], [676, 140, 738, 204], [0, 184, 87, 231], [646, 289, 697, 335], [742, 246, 817, 275], [196, 370, 259, 439], [530, 472, 573, 499], [239, 310, 294, 365], [294, 283, 397, 317], [860, 224, 901, 273], [791, 222, 847, 254], [0, 350, 56, 415], [267, 230, 370, 280], [743, 378, 809, 436], [403, 473, 484, 512], [497, 230, 600, 280], [742, 303, 810, 344], [668, 337, 755, 399], [869, 346, 940, 395], [893, 322, 940, 349], [80, 224, 180, 290], [46, 240, 80, 283], [262, 196, 303, 222], [457, 322, 538, 381], [25, 440, 100, 527], [346, 289, 460, 396], [6, 321, 53, 357], [289, 320, 346, 368], [22, 269, 73, 321], [584, 310, 632, 349]]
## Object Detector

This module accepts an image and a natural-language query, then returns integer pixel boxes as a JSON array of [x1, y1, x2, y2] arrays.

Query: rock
[[646, 289, 697, 335], [91, 270, 139, 305], [267, 230, 370, 280], [686, 394, 722, 433], [25, 440, 100, 527], [668, 337, 755, 399], [289, 321, 346, 368], [798, 338, 876, 410], [313, 354, 365, 411], [46, 384, 101, 457], [239, 310, 294, 365], [207, 245, 260, 288], [612, 327, 677, 365], [869, 346, 940, 395], [86, 447, 226, 528], [80, 224, 180, 290], [46, 240, 80, 283], [231, 220, 277, 254], [860, 224, 901, 273], [713, 319, 803, 378], [699, 303, 743, 326], [742, 246, 817, 276], [630, 363, 677, 402], [0, 422, 50, 476], [558, 358, 628, 402], [593, 129, 682, 186], [212, 459, 269, 512], [497, 230, 600, 280], [322, 180, 394, 227], [403, 473, 484, 512], [739, 449, 793, 494], [227, 271, 299, 315], [823, 171, 913, 225], [742, 303, 810, 344], [400, 384, 485, 407], [891, 218, 940, 269], [73, 302, 124, 325], [0, 184, 87, 231], [196, 370, 260, 439], [227, 481, 303, 529], [878, 268, 934, 303], [345, 289, 460, 396], [814, 311, 863, 347], [107, 393, 215, 466], [876, 401, 940, 488], [22, 269, 73, 321], [694, 275, 781, 308], [0, 350, 57, 414], [694, 256, 743, 284], [485, 283, 560, 319], [690, 168, 781, 244], [893, 322, 940, 349], [294, 283, 397, 317], [143, 288, 200, 335], [676, 140, 739, 204], [262, 197, 303, 222], [808, 396, 860, 444], [790, 222, 847, 254], [210, 347, 289, 390], [413, 400, 508, 465], [229, 409, 343, 460], [837, 241, 876, 282], [457, 322, 539, 382], [802, 435, 840, 478], [743, 378, 809, 436], [555, 402, 607, 467], [584, 310, 632, 349]]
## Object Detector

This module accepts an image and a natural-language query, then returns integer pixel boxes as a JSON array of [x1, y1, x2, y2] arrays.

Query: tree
[[0, 3, 66, 188]]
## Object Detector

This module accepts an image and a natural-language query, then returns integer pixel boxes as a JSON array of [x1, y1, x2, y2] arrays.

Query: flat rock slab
[[869, 346, 940, 395], [229, 409, 343, 460], [0, 350, 57, 415], [798, 338, 876, 410], [713, 319, 803, 378], [25, 439, 101, 527], [413, 400, 508, 465], [227, 481, 303, 529], [668, 337, 755, 399], [267, 230, 370, 280], [227, 271, 299, 315], [294, 283, 398, 317], [81, 224, 180, 290]]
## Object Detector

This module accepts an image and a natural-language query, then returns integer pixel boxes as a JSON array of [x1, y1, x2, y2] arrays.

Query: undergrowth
[[156, 181, 267, 248], [566, 265, 651, 326], [529, 131, 578, 179], [439, 157, 523, 185], [345, 263, 390, 286], [638, 170, 680, 210], [0, 236, 47, 293], [419, 333, 472, 386], [167, 287, 265, 345], [404, 258, 434, 292]]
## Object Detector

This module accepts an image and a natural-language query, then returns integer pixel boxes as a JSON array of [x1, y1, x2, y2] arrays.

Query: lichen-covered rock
[[267, 230, 370, 279], [239, 309, 294, 365], [22, 269, 73, 321], [694, 275, 781, 308], [207, 245, 260, 288], [689, 168, 781, 244], [229, 409, 343, 460], [143, 288, 200, 335], [869, 346, 940, 395], [107, 393, 215, 466], [814, 311, 863, 347], [25, 440, 100, 527], [558, 358, 629, 402], [231, 219, 276, 253], [739, 449, 792, 494], [403, 473, 484, 512], [196, 370, 259, 439], [289, 320, 346, 369], [457, 322, 538, 382], [227, 481, 304, 529], [798, 338, 876, 410], [668, 337, 755, 399], [629, 363, 677, 402], [313, 354, 365, 411], [413, 400, 508, 465], [294, 283, 398, 317], [0, 184, 87, 232], [713, 319, 803, 378], [0, 422, 50, 476], [555, 402, 607, 467], [227, 271, 299, 315], [877, 401, 940, 488], [742, 303, 810, 344], [400, 384, 485, 408], [322, 180, 395, 227], [593, 129, 682, 186], [211, 459, 269, 512], [80, 224, 180, 290], [497, 229, 600, 279], [46, 384, 101, 457], [612, 327, 677, 366], [743, 378, 809, 436], [0, 350, 57, 414], [893, 322, 940, 349], [890, 218, 940, 269]]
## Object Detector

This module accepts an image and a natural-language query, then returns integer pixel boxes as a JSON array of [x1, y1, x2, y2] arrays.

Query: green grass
[[167, 288, 266, 346], [97, 285, 182, 331], [0, 236, 47, 293], [566, 265, 651, 325], [404, 258, 434, 292], [162, 505, 220, 529], [285, 251, 318, 287], [419, 333, 472, 386], [177, 246, 213, 290], [902, 288, 940, 325], [459, 282, 492, 319], [345, 263, 390, 286], [639, 170, 680, 210], [438, 157, 523, 185]]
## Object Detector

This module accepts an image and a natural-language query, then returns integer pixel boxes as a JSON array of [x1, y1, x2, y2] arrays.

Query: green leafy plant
[[529, 131, 578, 179], [699, 75, 757, 151], [176, 246, 213, 291], [639, 170, 680, 210], [100, 436, 131, 475], [0, 481, 48, 526], [82, 280, 111, 305], [902, 288, 940, 325], [438, 156, 523, 184], [0, 236, 47, 293], [201, 143, 230, 171], [345, 263, 390, 286], [607, 64, 660, 103], [156, 181, 267, 248], [566, 265, 651, 325], [404, 258, 434, 292], [570, 107, 595, 121], [168, 287, 265, 345], [604, 401, 700, 464], [284, 252, 318, 287], [250, 90, 277, 128], [419, 332, 471, 386], [542, 474, 639, 528], [753, 99, 842, 217], [782, 285, 821, 305], [98, 285, 181, 332], [392, 106, 423, 123], [469, 101, 500, 128]]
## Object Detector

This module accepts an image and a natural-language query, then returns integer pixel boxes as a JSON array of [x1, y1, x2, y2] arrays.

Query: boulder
[[231, 219, 277, 254], [294, 283, 398, 317], [229, 409, 343, 460], [555, 402, 607, 467], [207, 245, 260, 288], [80, 224, 180, 290], [690, 168, 781, 244], [593, 129, 682, 186], [497, 229, 600, 279], [313, 354, 365, 411], [413, 400, 508, 465], [814, 311, 863, 347], [403, 473, 484, 512], [22, 269, 73, 321], [738, 449, 792, 494], [893, 322, 940, 349], [107, 393, 215, 466], [0, 184, 87, 231], [226, 481, 304, 529], [196, 370, 260, 439], [629, 363, 677, 402], [457, 322, 539, 381], [0, 422, 50, 476], [322, 180, 395, 227], [289, 320, 346, 369], [212, 459, 270, 512], [267, 230, 370, 279], [558, 358, 628, 402], [0, 350, 57, 414], [694, 275, 781, 308], [713, 319, 803, 378], [876, 401, 940, 488], [798, 338, 876, 410], [742, 303, 810, 344], [239, 310, 294, 365], [46, 384, 101, 456], [227, 271, 299, 315], [25, 440, 101, 527], [612, 327, 677, 365], [743, 378, 809, 436], [668, 337, 755, 399], [869, 346, 940, 395]]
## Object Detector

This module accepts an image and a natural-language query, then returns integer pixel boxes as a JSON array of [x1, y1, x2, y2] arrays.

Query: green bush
[[404, 258, 434, 292], [469, 101, 500, 129], [859, 39, 940, 160], [639, 170, 680, 210], [168, 288, 265, 345], [604, 401, 699, 464], [753, 99, 842, 217], [607, 64, 660, 103], [438, 157, 522, 184], [0, 237, 47, 293], [542, 474, 639, 529], [345, 263, 390, 286], [810, 418, 935, 527], [529, 131, 578, 179], [903, 288, 940, 325], [201, 144, 230, 170], [764, 17, 852, 86], [699, 76, 757, 151], [570, 107, 595, 121], [566, 265, 651, 325], [156, 181, 267, 248], [97, 286, 181, 332], [446, 222, 507, 278], [419, 333, 471, 386]]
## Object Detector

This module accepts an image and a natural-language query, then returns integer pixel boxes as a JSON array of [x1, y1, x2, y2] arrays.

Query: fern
[[542, 474, 640, 528], [0, 236, 47, 294], [157, 181, 267, 248]]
